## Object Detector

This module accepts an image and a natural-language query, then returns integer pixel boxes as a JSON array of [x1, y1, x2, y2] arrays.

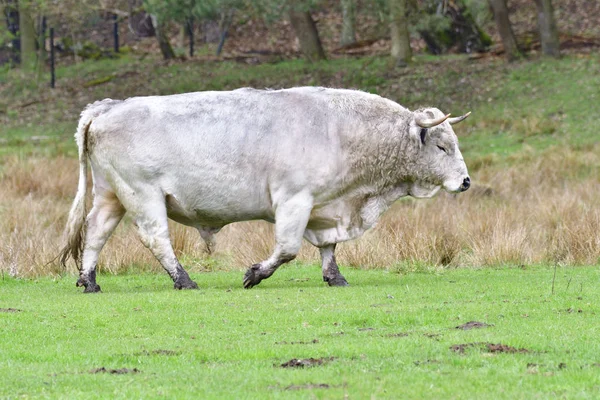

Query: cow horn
[[415, 113, 451, 128], [448, 111, 471, 125]]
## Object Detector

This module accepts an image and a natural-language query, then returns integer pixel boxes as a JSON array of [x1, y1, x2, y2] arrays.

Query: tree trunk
[[534, 0, 560, 57], [340, 0, 356, 47], [216, 9, 234, 56], [487, 0, 521, 61], [4, 0, 20, 64], [151, 14, 175, 60], [289, 10, 326, 62], [35, 16, 47, 81], [128, 0, 154, 38], [417, 0, 490, 55], [177, 24, 185, 49], [18, 1, 37, 71], [388, 0, 412, 66]]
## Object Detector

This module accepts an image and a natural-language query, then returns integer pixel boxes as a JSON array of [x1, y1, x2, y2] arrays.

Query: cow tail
[[59, 114, 93, 271]]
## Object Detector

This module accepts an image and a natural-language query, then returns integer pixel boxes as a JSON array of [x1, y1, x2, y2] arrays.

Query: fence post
[[50, 27, 55, 88], [113, 14, 119, 53], [188, 18, 194, 57]]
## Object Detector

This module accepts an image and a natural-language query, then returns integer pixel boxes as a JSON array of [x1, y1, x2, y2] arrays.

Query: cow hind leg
[[243, 192, 313, 289], [319, 244, 349, 287], [134, 201, 198, 290], [78, 190, 125, 293]]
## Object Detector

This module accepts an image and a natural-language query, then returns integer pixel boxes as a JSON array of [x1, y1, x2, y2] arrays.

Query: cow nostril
[[461, 177, 471, 191]]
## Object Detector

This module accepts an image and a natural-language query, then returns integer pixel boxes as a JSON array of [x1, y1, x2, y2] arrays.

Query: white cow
[[60, 87, 471, 292]]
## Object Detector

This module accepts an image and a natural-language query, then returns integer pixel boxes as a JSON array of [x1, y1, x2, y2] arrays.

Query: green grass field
[[2, 265, 600, 399]]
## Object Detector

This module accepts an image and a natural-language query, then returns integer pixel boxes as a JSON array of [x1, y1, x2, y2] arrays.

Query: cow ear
[[420, 128, 427, 145]]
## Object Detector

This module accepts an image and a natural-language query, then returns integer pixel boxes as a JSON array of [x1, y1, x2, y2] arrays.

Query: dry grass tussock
[[1, 147, 599, 278]]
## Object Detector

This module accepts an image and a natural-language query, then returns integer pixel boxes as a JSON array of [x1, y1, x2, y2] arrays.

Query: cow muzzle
[[460, 177, 471, 192]]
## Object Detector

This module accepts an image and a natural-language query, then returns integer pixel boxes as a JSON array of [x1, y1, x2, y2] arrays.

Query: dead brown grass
[[1, 145, 599, 278]]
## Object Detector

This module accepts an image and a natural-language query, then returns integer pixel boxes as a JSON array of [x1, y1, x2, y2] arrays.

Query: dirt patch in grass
[[486, 343, 530, 354], [0, 308, 22, 313], [279, 357, 335, 368], [450, 342, 530, 354], [285, 383, 330, 390], [386, 332, 409, 338], [90, 367, 141, 374], [414, 359, 440, 366], [455, 321, 493, 330], [133, 349, 180, 356], [527, 362, 568, 374], [275, 339, 319, 345], [424, 333, 442, 340]]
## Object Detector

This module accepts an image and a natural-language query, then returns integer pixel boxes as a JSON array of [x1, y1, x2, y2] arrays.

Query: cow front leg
[[135, 207, 198, 290], [243, 192, 313, 289], [78, 192, 125, 293], [319, 244, 349, 287]]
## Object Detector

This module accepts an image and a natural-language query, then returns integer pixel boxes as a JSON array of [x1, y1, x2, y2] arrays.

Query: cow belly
[[304, 225, 370, 247], [165, 191, 271, 228]]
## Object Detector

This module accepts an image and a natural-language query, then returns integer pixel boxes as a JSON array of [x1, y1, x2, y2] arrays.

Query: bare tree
[[487, 0, 521, 61], [388, 0, 411, 66], [534, 0, 560, 57], [289, 10, 326, 62], [150, 14, 175, 60], [340, 0, 356, 47]]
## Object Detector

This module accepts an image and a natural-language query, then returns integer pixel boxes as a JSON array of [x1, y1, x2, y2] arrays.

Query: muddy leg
[[319, 244, 349, 287], [243, 192, 313, 289], [78, 191, 125, 293], [136, 203, 198, 290]]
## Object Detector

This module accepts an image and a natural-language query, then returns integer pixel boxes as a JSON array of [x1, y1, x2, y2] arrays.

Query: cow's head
[[407, 108, 471, 198]]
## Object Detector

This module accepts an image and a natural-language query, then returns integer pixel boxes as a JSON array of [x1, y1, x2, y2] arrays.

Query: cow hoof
[[324, 275, 349, 287], [83, 284, 102, 293], [77, 277, 101, 293], [77, 282, 101, 293], [174, 278, 199, 290], [243, 265, 263, 289]]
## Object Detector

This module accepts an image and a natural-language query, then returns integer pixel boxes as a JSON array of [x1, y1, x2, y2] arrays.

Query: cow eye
[[437, 145, 447, 154]]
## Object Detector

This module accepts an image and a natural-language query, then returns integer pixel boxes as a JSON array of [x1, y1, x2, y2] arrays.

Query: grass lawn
[[1, 265, 599, 399]]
